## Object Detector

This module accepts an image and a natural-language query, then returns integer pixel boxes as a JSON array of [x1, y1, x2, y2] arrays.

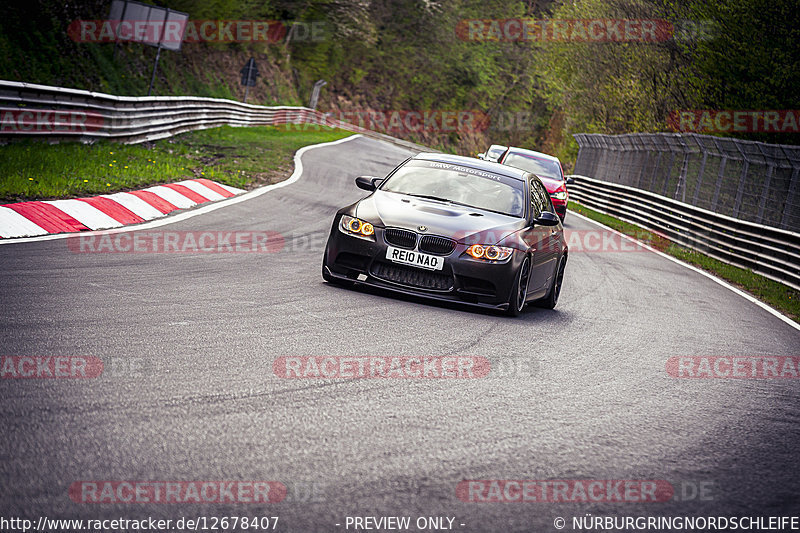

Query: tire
[[535, 253, 567, 309], [506, 255, 531, 317]]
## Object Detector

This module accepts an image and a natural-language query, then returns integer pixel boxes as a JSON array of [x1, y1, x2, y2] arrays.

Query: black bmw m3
[[322, 153, 568, 315]]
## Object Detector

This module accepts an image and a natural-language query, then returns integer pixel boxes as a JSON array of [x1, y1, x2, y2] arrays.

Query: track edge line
[[570, 209, 800, 333], [0, 134, 363, 245]]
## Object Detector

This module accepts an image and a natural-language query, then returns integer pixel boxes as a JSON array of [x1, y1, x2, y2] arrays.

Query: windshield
[[502, 152, 563, 180], [381, 160, 525, 217]]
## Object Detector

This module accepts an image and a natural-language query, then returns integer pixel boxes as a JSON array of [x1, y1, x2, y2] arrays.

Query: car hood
[[538, 175, 565, 193], [355, 191, 525, 244]]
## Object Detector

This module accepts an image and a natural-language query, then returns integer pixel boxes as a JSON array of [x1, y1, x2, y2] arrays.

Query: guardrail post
[[692, 137, 709, 206], [630, 135, 643, 189], [620, 135, 636, 185], [732, 144, 750, 218], [589, 135, 601, 177], [573, 134, 587, 175], [781, 166, 799, 230], [309, 80, 327, 110], [711, 157, 727, 212], [650, 151, 663, 193], [662, 151, 676, 196], [674, 136, 690, 202], [708, 137, 729, 213], [755, 164, 775, 224], [610, 137, 622, 182], [636, 151, 649, 190], [597, 135, 611, 180]]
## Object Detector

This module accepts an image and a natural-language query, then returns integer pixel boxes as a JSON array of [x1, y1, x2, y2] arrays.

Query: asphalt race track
[[1, 135, 799, 532]]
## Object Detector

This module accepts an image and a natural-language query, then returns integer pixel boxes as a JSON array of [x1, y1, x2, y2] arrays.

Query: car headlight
[[339, 215, 375, 239], [465, 244, 514, 262], [551, 191, 568, 200]]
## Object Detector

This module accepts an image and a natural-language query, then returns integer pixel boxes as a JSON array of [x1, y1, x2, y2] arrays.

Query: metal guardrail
[[568, 175, 800, 291], [0, 80, 431, 152], [573, 132, 800, 233]]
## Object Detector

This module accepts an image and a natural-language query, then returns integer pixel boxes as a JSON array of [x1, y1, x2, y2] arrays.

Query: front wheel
[[535, 253, 566, 309], [506, 255, 531, 317]]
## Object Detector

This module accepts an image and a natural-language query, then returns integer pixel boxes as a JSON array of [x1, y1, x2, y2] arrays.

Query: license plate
[[386, 246, 444, 271]]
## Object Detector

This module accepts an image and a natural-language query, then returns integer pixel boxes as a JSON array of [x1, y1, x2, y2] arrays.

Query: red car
[[495, 147, 571, 221]]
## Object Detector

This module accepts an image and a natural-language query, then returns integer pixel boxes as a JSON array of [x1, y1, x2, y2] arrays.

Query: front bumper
[[323, 220, 524, 310], [551, 198, 567, 220]]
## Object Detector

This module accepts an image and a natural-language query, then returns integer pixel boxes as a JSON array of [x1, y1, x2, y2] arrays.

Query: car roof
[[413, 152, 528, 181], [503, 146, 561, 163]]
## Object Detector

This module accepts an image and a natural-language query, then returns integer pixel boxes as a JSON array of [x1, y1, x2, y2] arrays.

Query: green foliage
[[683, 0, 800, 144], [536, 0, 800, 160], [0, 126, 352, 202], [0, 0, 797, 163]]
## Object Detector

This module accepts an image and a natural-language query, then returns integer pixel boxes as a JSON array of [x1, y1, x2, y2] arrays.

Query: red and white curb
[[0, 179, 244, 239], [0, 135, 362, 245]]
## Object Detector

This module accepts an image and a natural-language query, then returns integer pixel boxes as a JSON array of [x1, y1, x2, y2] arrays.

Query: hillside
[[2, 0, 798, 163]]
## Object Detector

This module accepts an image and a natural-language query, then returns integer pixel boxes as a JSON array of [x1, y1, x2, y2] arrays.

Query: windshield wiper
[[406, 194, 477, 209], [399, 192, 514, 216], [404, 193, 506, 213], [404, 193, 454, 203]]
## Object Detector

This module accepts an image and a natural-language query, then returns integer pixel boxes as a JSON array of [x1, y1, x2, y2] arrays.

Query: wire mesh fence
[[573, 133, 800, 232]]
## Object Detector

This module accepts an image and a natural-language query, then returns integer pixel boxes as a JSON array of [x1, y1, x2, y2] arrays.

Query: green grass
[[568, 201, 800, 323], [0, 126, 352, 202]]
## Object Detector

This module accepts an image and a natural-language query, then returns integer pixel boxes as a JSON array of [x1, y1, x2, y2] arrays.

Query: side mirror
[[566, 177, 575, 185], [355, 176, 381, 191], [477, 152, 486, 160], [533, 211, 560, 227]]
